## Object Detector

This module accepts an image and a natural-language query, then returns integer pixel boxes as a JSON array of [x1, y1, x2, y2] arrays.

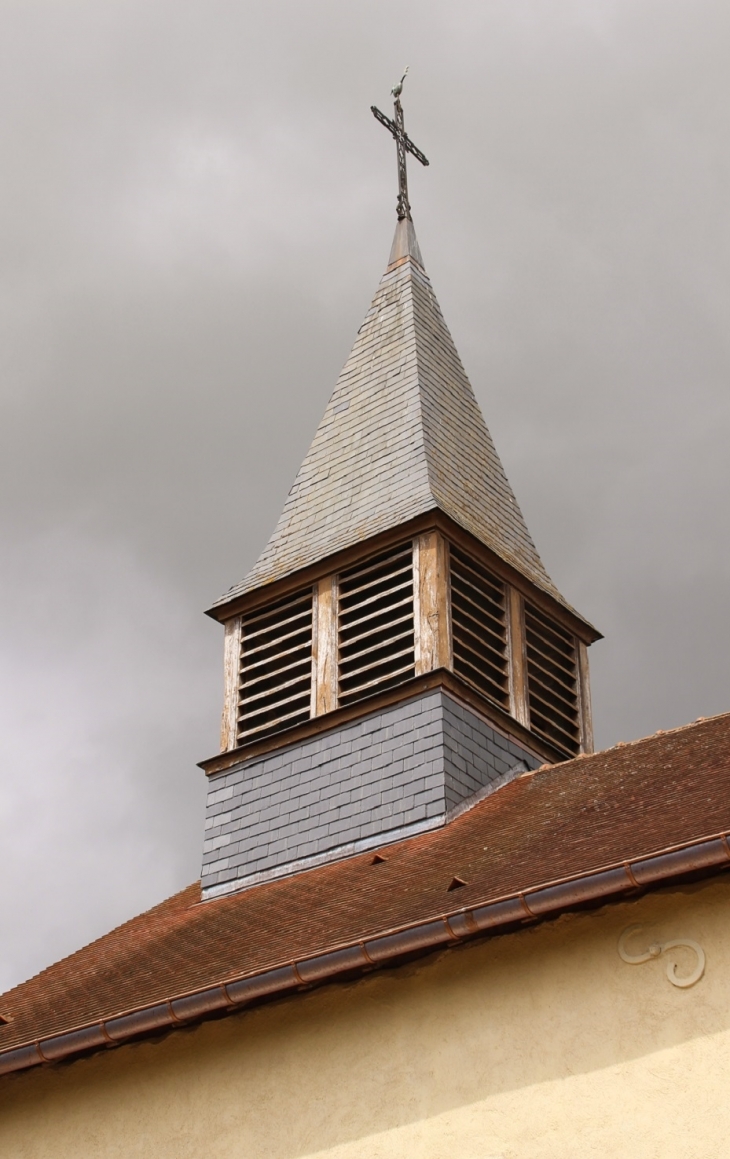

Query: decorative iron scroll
[[618, 924, 705, 989]]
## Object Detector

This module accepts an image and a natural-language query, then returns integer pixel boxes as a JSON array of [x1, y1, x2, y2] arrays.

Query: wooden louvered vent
[[524, 601, 580, 757], [450, 544, 510, 710], [237, 589, 313, 744], [338, 545, 415, 707]]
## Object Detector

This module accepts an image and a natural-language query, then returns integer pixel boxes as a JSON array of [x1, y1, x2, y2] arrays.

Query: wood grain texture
[[220, 616, 243, 752], [414, 531, 452, 675], [312, 575, 338, 716], [506, 586, 530, 728], [577, 640, 594, 754]]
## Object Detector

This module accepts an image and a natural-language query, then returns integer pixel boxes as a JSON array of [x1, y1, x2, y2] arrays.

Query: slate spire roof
[[215, 218, 566, 609]]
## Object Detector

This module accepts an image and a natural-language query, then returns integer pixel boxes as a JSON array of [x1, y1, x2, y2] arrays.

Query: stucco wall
[[2, 877, 729, 1158]]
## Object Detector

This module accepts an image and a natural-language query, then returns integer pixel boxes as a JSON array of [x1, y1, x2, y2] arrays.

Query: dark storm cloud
[[1, 0, 728, 988]]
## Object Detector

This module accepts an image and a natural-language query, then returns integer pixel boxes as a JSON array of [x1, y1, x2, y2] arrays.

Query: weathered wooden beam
[[201, 667, 557, 777], [220, 616, 243, 752], [208, 511, 601, 650], [506, 586, 530, 728], [577, 640, 594, 754], [414, 531, 452, 675], [312, 575, 338, 716]]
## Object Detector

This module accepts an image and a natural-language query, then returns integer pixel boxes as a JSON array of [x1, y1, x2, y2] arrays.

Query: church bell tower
[[199, 80, 601, 898]]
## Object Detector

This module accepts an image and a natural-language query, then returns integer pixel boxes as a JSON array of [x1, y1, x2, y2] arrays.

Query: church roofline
[[1, 823, 728, 1079], [2, 711, 729, 1078]]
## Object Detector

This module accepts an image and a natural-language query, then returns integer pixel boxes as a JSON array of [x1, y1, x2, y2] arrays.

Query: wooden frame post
[[220, 615, 243, 752], [506, 586, 530, 728], [414, 531, 452, 675], [577, 640, 594, 754], [312, 575, 338, 717]]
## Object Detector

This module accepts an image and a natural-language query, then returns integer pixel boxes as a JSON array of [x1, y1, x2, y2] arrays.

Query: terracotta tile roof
[[214, 220, 579, 618], [2, 712, 729, 1059]]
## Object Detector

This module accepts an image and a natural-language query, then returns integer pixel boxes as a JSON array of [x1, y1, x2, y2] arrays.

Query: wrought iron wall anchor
[[371, 67, 429, 221], [618, 924, 705, 989]]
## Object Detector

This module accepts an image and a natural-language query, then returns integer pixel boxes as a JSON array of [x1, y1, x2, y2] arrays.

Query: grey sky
[[1, 0, 728, 991]]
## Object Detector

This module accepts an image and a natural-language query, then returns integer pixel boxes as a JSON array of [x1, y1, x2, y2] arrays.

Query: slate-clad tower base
[[201, 690, 541, 898]]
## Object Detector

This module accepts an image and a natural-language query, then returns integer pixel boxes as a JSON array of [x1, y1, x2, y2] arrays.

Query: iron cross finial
[[371, 68, 429, 221]]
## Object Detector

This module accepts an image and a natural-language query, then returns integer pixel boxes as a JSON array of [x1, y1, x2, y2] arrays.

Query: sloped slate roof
[[1, 712, 729, 1057], [215, 220, 566, 610]]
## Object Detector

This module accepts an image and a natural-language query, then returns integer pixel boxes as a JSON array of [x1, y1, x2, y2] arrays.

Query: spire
[[213, 219, 573, 613]]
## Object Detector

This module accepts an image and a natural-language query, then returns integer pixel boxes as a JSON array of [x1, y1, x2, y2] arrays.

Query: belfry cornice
[[207, 509, 600, 644]]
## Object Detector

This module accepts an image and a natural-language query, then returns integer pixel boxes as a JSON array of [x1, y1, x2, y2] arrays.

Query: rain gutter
[[2, 831, 729, 1077]]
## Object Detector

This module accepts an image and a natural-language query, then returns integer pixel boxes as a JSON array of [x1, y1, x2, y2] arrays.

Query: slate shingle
[[214, 220, 570, 611]]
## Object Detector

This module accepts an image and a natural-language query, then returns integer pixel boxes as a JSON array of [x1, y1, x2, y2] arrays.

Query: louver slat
[[237, 589, 313, 743], [450, 546, 510, 710], [524, 602, 580, 756], [338, 546, 415, 706]]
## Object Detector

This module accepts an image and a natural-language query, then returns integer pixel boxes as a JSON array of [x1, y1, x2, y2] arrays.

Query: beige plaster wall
[[1, 878, 729, 1159]]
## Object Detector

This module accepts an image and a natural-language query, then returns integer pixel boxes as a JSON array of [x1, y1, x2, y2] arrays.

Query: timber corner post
[[506, 586, 529, 729], [414, 531, 452, 677], [578, 640, 594, 754], [221, 615, 242, 752], [312, 574, 338, 718]]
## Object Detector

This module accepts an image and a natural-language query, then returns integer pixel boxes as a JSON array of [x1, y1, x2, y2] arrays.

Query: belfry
[[199, 81, 601, 897]]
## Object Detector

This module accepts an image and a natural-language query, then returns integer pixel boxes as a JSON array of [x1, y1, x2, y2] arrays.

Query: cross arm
[[371, 105, 397, 135], [403, 135, 429, 167], [371, 105, 430, 167]]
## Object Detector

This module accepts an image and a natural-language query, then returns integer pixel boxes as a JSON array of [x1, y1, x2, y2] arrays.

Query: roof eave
[[2, 829, 727, 1078], [205, 508, 601, 644]]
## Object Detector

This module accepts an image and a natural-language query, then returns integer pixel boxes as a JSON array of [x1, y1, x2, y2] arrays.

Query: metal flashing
[[202, 811, 445, 900]]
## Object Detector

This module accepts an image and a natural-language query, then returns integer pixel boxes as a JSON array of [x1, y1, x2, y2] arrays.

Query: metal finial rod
[[371, 68, 429, 221]]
